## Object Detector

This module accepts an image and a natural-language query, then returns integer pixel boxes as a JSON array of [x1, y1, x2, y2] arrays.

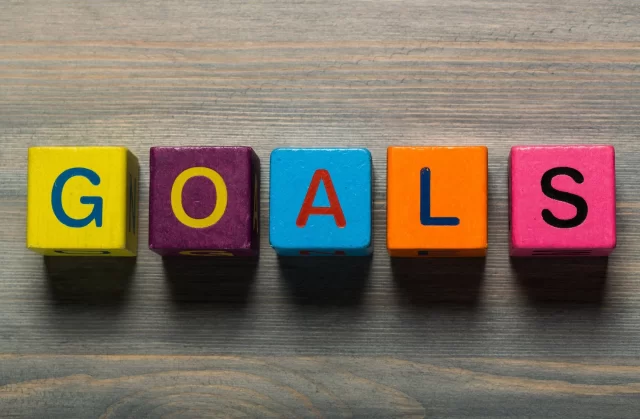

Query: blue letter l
[[420, 167, 460, 226]]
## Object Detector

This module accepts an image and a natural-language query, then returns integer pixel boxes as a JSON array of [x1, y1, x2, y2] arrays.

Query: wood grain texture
[[3, 355, 640, 418], [1, 0, 639, 417]]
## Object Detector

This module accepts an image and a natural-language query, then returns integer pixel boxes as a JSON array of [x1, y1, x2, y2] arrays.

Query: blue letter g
[[51, 168, 103, 228]]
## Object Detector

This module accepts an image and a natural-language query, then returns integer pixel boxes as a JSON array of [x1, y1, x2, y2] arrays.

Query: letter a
[[296, 169, 346, 228]]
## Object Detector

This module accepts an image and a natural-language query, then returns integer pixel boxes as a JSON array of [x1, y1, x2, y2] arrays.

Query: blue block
[[270, 148, 372, 256]]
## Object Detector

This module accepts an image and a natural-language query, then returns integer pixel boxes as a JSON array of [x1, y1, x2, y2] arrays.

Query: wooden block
[[269, 148, 372, 256], [149, 146, 259, 256], [27, 147, 139, 256], [387, 146, 488, 257], [510, 145, 616, 257]]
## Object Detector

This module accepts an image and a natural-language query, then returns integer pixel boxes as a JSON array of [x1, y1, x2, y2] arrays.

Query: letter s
[[51, 167, 103, 228], [541, 167, 588, 228]]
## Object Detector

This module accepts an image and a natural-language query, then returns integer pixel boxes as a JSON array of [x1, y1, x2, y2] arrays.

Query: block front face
[[27, 147, 139, 256], [149, 147, 259, 256], [510, 145, 616, 256], [269, 148, 372, 256], [387, 146, 488, 257]]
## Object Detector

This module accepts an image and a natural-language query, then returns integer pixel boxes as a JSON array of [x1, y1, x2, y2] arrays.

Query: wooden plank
[[2, 355, 640, 418], [1, 0, 639, 416]]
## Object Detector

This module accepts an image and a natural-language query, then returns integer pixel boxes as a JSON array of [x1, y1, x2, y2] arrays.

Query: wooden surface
[[1, 0, 640, 417]]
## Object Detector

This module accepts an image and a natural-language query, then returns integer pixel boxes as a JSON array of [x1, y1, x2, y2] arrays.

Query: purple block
[[149, 146, 260, 256]]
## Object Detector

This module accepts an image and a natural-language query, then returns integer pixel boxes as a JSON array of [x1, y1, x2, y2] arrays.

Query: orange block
[[387, 146, 488, 257]]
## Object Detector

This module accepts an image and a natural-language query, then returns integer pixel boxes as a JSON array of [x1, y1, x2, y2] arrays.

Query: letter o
[[179, 250, 234, 256], [171, 167, 228, 229]]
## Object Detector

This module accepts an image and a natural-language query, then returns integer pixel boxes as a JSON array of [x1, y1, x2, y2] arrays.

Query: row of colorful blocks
[[26, 145, 616, 257]]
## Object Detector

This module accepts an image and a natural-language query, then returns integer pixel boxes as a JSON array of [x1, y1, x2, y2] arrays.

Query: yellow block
[[27, 147, 139, 256]]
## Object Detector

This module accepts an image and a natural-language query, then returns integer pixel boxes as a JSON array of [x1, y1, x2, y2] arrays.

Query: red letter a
[[296, 169, 346, 228]]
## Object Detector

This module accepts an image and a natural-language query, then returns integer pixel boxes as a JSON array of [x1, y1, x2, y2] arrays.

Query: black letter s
[[541, 167, 588, 228]]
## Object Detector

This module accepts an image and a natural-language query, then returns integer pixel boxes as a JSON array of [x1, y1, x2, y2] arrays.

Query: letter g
[[51, 167, 103, 228]]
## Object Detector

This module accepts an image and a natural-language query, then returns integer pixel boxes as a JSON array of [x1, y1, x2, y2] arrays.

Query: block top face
[[269, 148, 372, 251], [149, 146, 256, 252], [510, 145, 616, 251], [387, 146, 488, 251], [27, 147, 132, 251]]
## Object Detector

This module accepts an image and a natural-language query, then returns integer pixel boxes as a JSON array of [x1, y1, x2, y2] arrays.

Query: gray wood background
[[1, 0, 640, 417]]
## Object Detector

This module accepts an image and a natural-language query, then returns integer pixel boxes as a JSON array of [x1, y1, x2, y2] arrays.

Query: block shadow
[[278, 256, 372, 307], [391, 257, 486, 306], [511, 256, 608, 305], [163, 256, 258, 306], [44, 256, 135, 306]]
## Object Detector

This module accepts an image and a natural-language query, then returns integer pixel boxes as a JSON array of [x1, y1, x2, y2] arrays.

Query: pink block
[[510, 145, 616, 257]]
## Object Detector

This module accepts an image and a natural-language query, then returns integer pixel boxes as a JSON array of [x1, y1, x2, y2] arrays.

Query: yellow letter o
[[171, 167, 228, 229], [179, 250, 234, 256]]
